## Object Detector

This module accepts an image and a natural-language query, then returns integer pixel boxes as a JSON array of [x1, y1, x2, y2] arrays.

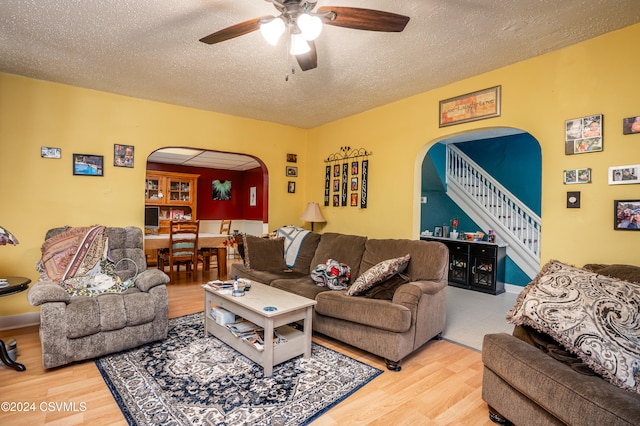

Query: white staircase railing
[[445, 144, 541, 278]]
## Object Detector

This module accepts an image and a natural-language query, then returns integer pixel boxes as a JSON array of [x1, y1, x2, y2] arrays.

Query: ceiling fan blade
[[296, 41, 318, 71], [317, 6, 410, 32], [199, 16, 272, 44]]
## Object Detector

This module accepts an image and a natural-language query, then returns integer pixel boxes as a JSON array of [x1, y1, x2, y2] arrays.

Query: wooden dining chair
[[219, 220, 232, 235], [168, 220, 200, 276]]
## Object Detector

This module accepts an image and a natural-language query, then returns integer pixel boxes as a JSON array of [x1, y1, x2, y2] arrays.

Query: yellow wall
[[0, 75, 307, 316], [307, 23, 640, 264], [2, 23, 640, 318]]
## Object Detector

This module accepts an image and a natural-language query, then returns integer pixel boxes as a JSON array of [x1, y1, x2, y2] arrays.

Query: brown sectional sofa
[[231, 232, 449, 371], [482, 263, 640, 425]]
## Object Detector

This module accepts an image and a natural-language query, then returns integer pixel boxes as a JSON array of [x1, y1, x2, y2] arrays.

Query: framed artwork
[[72, 154, 104, 176], [350, 193, 358, 206], [333, 179, 340, 192], [623, 116, 640, 135], [563, 168, 591, 184], [608, 164, 640, 185], [566, 191, 580, 208], [434, 226, 443, 237], [249, 186, 257, 206], [565, 114, 603, 154], [351, 161, 359, 175], [113, 144, 134, 168], [351, 177, 358, 190], [286, 166, 298, 177], [212, 180, 232, 200], [333, 164, 340, 177], [288, 181, 296, 193], [41, 146, 61, 159], [614, 199, 640, 230], [333, 195, 340, 207], [286, 153, 297, 163], [439, 85, 501, 127]]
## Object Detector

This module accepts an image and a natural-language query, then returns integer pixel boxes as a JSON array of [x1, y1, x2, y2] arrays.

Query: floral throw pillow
[[347, 254, 410, 297]]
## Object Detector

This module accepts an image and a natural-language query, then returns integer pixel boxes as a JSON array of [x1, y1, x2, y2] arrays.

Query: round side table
[[0, 276, 31, 372]]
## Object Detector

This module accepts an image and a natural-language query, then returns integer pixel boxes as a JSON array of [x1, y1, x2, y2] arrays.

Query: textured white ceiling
[[1, 0, 640, 129]]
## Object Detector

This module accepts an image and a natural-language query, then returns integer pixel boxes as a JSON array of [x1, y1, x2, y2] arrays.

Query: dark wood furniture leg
[[217, 247, 227, 280], [0, 339, 25, 371]]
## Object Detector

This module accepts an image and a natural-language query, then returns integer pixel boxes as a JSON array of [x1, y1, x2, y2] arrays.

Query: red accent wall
[[147, 163, 266, 221]]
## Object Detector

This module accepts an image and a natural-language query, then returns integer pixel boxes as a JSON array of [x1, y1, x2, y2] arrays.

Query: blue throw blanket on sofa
[[276, 226, 310, 268]]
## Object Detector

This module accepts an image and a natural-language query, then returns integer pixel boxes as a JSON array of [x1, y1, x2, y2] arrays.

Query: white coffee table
[[203, 281, 317, 377]]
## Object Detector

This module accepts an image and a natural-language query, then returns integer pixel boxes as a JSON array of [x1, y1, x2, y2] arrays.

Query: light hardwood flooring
[[0, 262, 494, 425]]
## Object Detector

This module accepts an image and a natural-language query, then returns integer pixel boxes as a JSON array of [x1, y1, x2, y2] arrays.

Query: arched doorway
[[145, 147, 269, 236], [418, 128, 541, 288]]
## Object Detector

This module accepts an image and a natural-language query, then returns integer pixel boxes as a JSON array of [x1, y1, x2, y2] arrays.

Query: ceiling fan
[[199, 0, 410, 72]]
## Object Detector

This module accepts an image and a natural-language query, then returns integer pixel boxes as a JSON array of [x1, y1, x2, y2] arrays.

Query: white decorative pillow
[[507, 260, 640, 393], [347, 254, 410, 296]]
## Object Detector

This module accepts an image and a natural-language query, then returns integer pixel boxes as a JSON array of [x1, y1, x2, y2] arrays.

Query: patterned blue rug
[[96, 312, 382, 425]]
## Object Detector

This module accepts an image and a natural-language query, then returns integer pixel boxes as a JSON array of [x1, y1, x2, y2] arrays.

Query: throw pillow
[[362, 272, 410, 300], [242, 235, 287, 272], [311, 259, 351, 290], [507, 260, 640, 393], [347, 254, 410, 297]]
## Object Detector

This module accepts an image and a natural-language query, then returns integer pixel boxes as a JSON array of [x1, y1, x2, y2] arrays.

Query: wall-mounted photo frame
[[249, 186, 257, 206], [351, 161, 359, 175], [439, 85, 501, 127], [567, 191, 581, 208], [114, 144, 134, 168], [288, 181, 296, 193], [333, 195, 340, 207], [614, 199, 640, 230], [333, 164, 340, 177], [350, 193, 358, 206], [41, 146, 61, 159], [623, 116, 640, 135], [333, 179, 340, 192], [350, 177, 358, 190], [434, 226, 443, 237], [563, 168, 591, 184], [286, 166, 298, 177], [286, 153, 297, 163], [212, 180, 232, 200], [73, 154, 104, 176], [565, 114, 603, 155], [608, 164, 640, 185]]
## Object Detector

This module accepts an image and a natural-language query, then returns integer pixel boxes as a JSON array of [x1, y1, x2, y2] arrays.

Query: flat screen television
[[144, 206, 160, 234]]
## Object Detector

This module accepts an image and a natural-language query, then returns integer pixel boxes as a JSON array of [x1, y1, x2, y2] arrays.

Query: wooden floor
[[0, 262, 494, 425]]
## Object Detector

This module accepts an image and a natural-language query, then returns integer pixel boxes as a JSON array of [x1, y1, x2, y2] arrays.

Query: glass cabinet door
[[145, 176, 162, 202], [167, 179, 191, 203]]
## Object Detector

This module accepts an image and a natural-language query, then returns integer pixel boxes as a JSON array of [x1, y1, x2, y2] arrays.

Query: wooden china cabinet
[[145, 171, 199, 234]]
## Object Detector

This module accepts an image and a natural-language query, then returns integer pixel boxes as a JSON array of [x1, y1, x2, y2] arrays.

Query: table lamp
[[300, 202, 326, 231]]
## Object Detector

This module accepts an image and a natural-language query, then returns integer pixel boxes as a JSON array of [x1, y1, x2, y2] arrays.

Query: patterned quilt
[[507, 260, 640, 393]]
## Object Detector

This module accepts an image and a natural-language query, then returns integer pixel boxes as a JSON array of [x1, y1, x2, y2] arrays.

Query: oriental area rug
[[95, 312, 382, 425]]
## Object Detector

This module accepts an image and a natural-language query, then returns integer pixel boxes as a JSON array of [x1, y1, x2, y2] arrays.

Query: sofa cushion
[[359, 239, 448, 283], [507, 260, 640, 393], [271, 277, 332, 300], [242, 235, 288, 272], [230, 263, 306, 285], [315, 291, 412, 333], [310, 233, 367, 279], [347, 254, 410, 296], [290, 232, 321, 274], [583, 263, 640, 283]]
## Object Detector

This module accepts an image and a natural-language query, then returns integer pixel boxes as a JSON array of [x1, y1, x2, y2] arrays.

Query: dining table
[[144, 233, 230, 280]]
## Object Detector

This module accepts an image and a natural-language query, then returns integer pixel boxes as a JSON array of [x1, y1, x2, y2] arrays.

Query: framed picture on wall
[[41, 146, 61, 159], [72, 154, 104, 176], [563, 168, 591, 184], [614, 199, 640, 230], [286, 166, 298, 177], [608, 164, 640, 185], [623, 116, 640, 135], [288, 181, 295, 193], [113, 144, 134, 168], [565, 114, 603, 155]]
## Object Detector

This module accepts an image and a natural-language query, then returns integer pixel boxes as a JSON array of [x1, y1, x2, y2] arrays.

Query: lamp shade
[[300, 202, 326, 228], [0, 226, 19, 245]]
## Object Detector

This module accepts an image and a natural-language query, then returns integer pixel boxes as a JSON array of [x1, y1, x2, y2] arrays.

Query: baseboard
[[0, 312, 40, 331], [504, 283, 525, 294]]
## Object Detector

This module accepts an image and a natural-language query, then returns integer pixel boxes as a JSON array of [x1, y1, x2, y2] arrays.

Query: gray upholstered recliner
[[28, 226, 170, 369]]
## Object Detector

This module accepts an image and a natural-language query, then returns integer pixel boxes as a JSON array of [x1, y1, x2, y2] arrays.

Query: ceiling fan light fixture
[[260, 17, 285, 46], [290, 32, 310, 55], [297, 13, 322, 41]]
